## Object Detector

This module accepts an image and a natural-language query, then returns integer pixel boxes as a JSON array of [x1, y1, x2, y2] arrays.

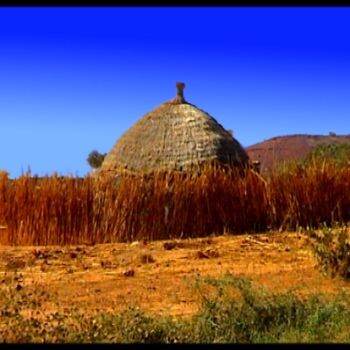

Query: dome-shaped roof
[[99, 83, 249, 174]]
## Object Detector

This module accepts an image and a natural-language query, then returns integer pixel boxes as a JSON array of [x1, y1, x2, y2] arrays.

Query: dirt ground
[[0, 231, 349, 319]]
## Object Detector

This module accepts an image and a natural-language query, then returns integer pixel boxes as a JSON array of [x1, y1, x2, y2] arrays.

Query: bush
[[308, 225, 350, 279], [190, 273, 350, 343], [87, 150, 106, 169], [304, 143, 350, 167]]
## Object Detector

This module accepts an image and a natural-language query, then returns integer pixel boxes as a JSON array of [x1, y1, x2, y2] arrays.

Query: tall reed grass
[[0, 161, 349, 246]]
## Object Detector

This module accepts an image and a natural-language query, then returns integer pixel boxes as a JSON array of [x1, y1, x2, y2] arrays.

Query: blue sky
[[1, 7, 350, 178]]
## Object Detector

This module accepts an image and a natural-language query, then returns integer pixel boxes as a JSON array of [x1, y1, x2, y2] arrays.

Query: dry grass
[[269, 161, 350, 229], [0, 162, 349, 246]]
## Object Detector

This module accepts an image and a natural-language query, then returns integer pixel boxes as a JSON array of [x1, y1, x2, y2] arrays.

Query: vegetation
[[308, 225, 350, 279], [0, 160, 350, 245], [87, 150, 106, 169], [1, 157, 350, 342], [1, 273, 350, 343], [304, 142, 350, 167], [274, 142, 350, 175]]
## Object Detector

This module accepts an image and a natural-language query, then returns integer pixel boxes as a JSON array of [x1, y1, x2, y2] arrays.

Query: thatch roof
[[98, 82, 249, 174]]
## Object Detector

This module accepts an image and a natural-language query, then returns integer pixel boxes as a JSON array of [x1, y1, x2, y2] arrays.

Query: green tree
[[87, 150, 106, 169]]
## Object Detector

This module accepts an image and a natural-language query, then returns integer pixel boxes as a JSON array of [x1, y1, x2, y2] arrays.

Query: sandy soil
[[0, 231, 349, 318]]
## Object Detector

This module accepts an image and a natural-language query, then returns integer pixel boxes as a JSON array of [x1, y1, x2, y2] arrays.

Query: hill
[[246, 133, 350, 173]]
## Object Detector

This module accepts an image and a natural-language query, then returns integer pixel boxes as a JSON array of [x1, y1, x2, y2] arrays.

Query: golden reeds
[[0, 161, 349, 246]]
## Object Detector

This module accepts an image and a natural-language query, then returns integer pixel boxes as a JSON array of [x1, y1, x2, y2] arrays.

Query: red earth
[[1, 231, 350, 319]]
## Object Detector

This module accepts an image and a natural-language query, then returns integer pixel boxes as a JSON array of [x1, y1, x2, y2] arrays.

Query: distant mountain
[[246, 133, 350, 173]]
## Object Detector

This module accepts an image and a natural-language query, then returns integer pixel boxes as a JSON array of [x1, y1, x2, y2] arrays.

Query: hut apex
[[98, 82, 249, 174], [174, 82, 186, 104]]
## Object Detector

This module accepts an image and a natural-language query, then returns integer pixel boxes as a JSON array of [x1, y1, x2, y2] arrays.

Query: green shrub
[[87, 150, 106, 169], [191, 273, 350, 343], [304, 143, 350, 167], [308, 225, 350, 279]]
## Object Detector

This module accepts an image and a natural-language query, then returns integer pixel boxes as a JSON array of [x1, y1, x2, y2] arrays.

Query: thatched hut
[[98, 82, 249, 175]]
